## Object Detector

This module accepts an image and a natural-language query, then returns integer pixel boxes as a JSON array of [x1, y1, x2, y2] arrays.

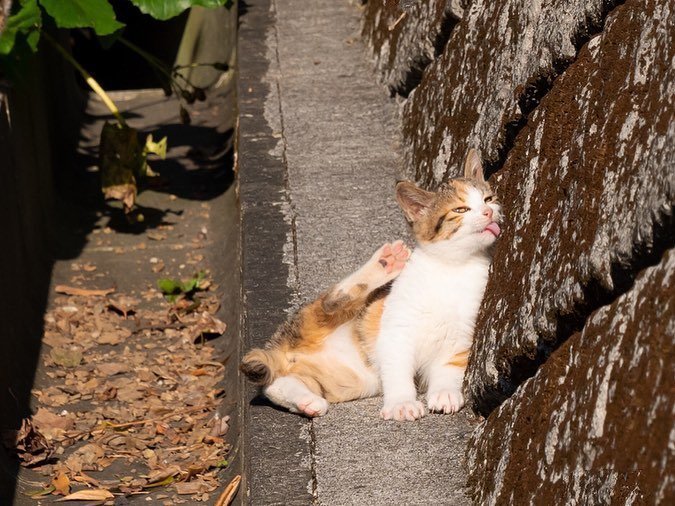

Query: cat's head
[[396, 149, 502, 259]]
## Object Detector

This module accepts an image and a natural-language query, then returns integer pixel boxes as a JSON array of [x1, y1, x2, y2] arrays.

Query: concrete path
[[238, 1, 476, 504]]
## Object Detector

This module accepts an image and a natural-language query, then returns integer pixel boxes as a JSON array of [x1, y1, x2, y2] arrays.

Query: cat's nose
[[482, 206, 493, 220]]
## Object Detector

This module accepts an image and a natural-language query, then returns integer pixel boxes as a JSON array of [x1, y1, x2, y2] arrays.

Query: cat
[[240, 149, 502, 421]]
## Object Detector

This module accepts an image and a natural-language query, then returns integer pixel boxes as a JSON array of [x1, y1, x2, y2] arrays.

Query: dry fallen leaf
[[108, 295, 140, 318], [3, 418, 54, 467], [56, 488, 114, 501], [52, 472, 70, 495], [54, 285, 115, 297], [174, 478, 216, 495], [147, 230, 167, 241], [215, 475, 241, 506], [49, 347, 83, 368], [32, 407, 75, 439], [96, 362, 128, 376], [190, 312, 227, 342]]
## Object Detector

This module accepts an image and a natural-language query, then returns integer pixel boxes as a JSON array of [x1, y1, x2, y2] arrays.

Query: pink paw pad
[[377, 240, 411, 274]]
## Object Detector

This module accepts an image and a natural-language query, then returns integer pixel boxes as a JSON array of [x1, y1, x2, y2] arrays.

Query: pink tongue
[[485, 222, 501, 237]]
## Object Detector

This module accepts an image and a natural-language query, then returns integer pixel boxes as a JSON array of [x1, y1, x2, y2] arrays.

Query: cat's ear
[[396, 181, 435, 222], [464, 148, 485, 182]]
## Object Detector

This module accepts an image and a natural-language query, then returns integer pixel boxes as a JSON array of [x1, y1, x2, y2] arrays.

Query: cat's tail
[[240, 348, 286, 386]]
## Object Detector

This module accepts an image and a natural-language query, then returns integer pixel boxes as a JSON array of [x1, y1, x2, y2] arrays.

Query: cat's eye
[[453, 207, 470, 213], [484, 195, 494, 203]]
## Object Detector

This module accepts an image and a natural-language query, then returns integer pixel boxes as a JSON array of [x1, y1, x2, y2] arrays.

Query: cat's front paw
[[380, 400, 426, 421], [293, 396, 329, 418], [427, 389, 464, 414]]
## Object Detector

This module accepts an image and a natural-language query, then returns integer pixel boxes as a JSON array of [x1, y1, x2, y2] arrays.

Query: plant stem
[[118, 36, 172, 80], [43, 32, 125, 126]]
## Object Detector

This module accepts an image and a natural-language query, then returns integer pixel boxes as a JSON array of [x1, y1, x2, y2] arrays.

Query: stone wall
[[362, 0, 674, 503]]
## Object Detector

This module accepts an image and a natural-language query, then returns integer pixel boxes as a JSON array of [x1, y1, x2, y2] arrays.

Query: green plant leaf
[[38, 0, 125, 35], [144, 134, 167, 159], [0, 0, 42, 55], [158, 277, 184, 296], [129, 0, 231, 21], [157, 272, 206, 302]]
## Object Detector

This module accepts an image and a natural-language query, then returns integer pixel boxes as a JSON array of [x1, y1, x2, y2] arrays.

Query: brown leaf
[[51, 472, 70, 495], [97, 331, 123, 346], [64, 444, 105, 474], [104, 184, 136, 213], [32, 407, 75, 434], [96, 362, 128, 376], [175, 478, 216, 495], [108, 295, 139, 318], [3, 418, 54, 467], [209, 415, 230, 438], [56, 488, 114, 501], [147, 230, 167, 241], [190, 312, 226, 342], [215, 475, 241, 506], [54, 285, 115, 297]]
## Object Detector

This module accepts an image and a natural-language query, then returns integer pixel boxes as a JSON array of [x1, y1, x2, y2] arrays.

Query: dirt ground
[[1, 84, 241, 505]]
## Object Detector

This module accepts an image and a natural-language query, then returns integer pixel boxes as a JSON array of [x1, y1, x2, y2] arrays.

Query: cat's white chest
[[382, 249, 490, 353]]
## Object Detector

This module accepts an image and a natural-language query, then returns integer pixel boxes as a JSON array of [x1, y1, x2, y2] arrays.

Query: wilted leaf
[[209, 415, 230, 437], [147, 230, 167, 241], [190, 312, 226, 342], [96, 362, 128, 376], [108, 295, 139, 318], [144, 134, 167, 159], [100, 122, 145, 214], [52, 472, 70, 495], [174, 477, 216, 495], [50, 347, 83, 368], [57, 488, 114, 501], [54, 285, 115, 297], [3, 418, 54, 467], [25, 485, 55, 498], [64, 444, 105, 474], [32, 407, 75, 438], [214, 475, 241, 506]]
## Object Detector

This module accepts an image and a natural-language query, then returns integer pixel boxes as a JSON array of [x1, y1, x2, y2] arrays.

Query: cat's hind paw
[[380, 400, 426, 421], [427, 390, 464, 414], [293, 396, 329, 418]]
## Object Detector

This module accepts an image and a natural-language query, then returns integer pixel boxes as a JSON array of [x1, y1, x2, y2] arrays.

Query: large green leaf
[[0, 0, 42, 55], [129, 0, 230, 21], [38, 0, 124, 35]]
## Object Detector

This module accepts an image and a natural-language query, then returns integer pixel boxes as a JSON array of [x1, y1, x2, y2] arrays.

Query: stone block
[[466, 0, 674, 414], [361, 0, 464, 95], [466, 249, 675, 504], [401, 0, 615, 185]]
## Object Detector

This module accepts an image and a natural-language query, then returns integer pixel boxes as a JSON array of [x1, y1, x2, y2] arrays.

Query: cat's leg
[[263, 375, 329, 417], [377, 333, 425, 421], [425, 350, 469, 414], [322, 241, 410, 314]]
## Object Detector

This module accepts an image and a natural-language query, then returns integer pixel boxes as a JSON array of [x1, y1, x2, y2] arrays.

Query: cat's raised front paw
[[294, 396, 329, 418], [427, 389, 464, 414], [376, 240, 411, 276], [380, 400, 426, 421]]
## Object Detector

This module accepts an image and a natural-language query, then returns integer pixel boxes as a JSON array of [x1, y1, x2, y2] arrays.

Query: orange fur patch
[[355, 296, 385, 360], [447, 349, 469, 368]]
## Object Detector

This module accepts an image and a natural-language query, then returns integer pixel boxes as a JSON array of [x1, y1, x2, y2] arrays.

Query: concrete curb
[[237, 0, 315, 503]]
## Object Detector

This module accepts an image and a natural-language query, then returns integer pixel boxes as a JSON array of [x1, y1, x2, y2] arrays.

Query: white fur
[[376, 188, 500, 421], [264, 375, 329, 417]]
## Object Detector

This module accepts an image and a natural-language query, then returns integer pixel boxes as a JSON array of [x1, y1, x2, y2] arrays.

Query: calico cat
[[241, 149, 502, 421]]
